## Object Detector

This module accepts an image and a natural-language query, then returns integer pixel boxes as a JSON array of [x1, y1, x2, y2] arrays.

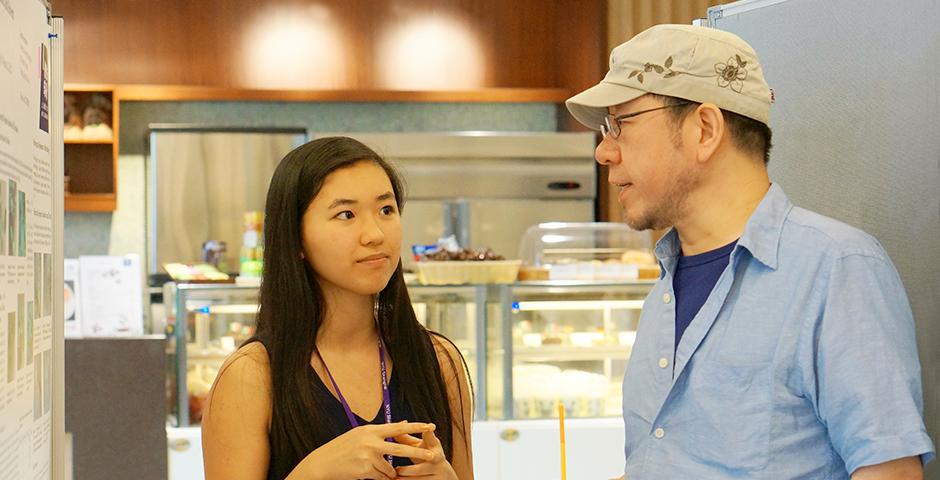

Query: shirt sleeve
[[807, 252, 935, 474]]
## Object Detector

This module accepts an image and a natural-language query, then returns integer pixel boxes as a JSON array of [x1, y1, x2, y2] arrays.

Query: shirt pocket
[[684, 359, 772, 473], [622, 357, 658, 424]]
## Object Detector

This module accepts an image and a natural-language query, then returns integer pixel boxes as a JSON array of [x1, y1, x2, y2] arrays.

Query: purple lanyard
[[320, 338, 394, 463]]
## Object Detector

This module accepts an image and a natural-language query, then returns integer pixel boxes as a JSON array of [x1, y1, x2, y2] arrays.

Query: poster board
[[0, 0, 63, 478]]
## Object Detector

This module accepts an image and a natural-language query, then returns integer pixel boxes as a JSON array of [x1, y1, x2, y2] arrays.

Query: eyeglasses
[[600, 102, 693, 139]]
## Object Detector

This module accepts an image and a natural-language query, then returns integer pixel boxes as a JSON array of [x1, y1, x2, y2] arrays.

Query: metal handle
[[547, 181, 581, 190], [168, 438, 191, 452], [441, 200, 471, 248], [442, 202, 457, 240], [500, 428, 519, 442], [455, 200, 470, 248]]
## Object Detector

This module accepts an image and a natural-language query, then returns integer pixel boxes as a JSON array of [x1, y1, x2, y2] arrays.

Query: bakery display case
[[165, 283, 260, 426], [497, 221, 657, 419], [408, 284, 493, 421], [494, 280, 653, 420], [165, 282, 494, 426], [165, 277, 655, 425]]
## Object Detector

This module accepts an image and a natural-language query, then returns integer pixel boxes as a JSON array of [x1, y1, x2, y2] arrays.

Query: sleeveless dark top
[[266, 367, 417, 479]]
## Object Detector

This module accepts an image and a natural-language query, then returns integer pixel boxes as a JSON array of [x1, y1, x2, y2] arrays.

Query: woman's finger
[[394, 433, 428, 464], [370, 457, 397, 480], [422, 426, 442, 452], [395, 461, 437, 477], [393, 433, 422, 447], [376, 441, 438, 463], [371, 421, 434, 438]]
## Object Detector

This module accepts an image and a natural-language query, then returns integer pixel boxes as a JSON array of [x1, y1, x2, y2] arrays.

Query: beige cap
[[566, 24, 772, 129]]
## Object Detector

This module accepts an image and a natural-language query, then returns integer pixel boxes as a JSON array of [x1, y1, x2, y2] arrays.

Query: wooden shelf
[[112, 84, 571, 103], [64, 87, 118, 212], [64, 83, 117, 92], [64, 138, 113, 145], [65, 193, 116, 212]]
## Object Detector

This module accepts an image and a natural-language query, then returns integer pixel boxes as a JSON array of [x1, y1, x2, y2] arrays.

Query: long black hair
[[247, 136, 468, 479]]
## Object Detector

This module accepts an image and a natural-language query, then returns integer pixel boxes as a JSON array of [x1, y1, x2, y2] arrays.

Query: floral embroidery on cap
[[715, 55, 748, 93], [628, 56, 678, 84], [628, 54, 751, 93]]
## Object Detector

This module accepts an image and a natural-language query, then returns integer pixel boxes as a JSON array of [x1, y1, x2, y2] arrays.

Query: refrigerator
[[320, 132, 598, 268], [708, 2, 939, 478]]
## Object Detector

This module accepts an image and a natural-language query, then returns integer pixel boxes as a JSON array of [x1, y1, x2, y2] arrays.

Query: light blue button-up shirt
[[622, 184, 935, 479]]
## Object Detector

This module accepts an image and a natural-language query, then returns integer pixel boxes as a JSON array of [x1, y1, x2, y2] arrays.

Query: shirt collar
[[737, 183, 792, 270], [654, 183, 793, 271]]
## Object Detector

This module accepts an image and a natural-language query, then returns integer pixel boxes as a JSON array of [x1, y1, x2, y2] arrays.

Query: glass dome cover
[[519, 222, 652, 265], [517, 222, 657, 280]]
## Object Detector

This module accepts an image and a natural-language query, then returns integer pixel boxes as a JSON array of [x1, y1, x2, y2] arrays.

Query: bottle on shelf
[[238, 211, 264, 282]]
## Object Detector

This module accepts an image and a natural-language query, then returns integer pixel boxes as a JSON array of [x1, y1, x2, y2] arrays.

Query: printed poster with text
[[0, 0, 54, 479]]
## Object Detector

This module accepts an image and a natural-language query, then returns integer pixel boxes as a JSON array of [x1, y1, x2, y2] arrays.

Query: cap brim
[[565, 81, 647, 130]]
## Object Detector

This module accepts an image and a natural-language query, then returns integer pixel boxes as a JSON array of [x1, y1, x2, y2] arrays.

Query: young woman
[[203, 137, 474, 480]]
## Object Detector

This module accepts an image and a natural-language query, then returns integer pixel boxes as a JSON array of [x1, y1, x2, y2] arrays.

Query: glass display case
[[408, 284, 491, 421], [495, 281, 653, 420], [165, 283, 261, 426], [165, 282, 495, 426], [165, 280, 655, 426]]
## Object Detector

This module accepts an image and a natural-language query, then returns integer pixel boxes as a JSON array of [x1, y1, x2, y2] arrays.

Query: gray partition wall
[[709, 0, 939, 477], [65, 337, 167, 480]]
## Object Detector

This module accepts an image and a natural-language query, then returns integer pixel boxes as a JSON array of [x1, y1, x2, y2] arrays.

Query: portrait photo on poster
[[38, 43, 48, 133]]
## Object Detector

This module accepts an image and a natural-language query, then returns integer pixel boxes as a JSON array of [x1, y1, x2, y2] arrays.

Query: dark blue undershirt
[[673, 240, 737, 353]]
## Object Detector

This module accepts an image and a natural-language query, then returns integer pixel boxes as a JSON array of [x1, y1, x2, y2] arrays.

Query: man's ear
[[687, 102, 725, 164]]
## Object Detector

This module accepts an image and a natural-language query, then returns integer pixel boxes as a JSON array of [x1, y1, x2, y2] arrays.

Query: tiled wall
[[64, 101, 559, 261]]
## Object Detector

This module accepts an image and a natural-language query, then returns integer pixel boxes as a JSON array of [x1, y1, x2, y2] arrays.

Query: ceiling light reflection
[[377, 14, 485, 90], [241, 6, 347, 89]]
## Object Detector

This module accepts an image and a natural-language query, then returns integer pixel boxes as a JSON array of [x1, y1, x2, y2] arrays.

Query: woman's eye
[[336, 211, 354, 220], [380, 205, 396, 216]]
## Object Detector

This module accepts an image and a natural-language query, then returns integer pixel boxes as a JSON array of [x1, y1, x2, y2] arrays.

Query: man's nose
[[595, 136, 620, 166]]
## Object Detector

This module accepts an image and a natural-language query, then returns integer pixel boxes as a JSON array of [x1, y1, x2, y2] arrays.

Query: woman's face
[[301, 161, 402, 298]]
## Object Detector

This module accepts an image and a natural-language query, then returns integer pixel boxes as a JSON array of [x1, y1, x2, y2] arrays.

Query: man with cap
[[566, 24, 934, 479]]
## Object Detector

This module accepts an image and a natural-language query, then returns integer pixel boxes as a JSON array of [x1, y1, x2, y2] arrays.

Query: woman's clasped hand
[[295, 421, 445, 480], [394, 424, 458, 479]]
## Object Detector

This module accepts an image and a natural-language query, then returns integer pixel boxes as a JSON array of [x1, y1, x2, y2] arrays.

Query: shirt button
[[658, 357, 669, 369], [654, 428, 665, 439], [663, 293, 672, 304]]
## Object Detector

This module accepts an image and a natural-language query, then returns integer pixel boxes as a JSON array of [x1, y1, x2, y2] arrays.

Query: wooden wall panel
[[608, 0, 722, 48], [52, 0, 606, 93], [554, 0, 608, 132]]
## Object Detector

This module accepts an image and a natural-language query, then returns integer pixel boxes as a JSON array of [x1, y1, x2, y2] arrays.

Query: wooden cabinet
[[64, 84, 118, 211]]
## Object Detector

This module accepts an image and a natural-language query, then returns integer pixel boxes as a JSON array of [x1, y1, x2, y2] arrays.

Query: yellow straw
[[559, 402, 567, 480]]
